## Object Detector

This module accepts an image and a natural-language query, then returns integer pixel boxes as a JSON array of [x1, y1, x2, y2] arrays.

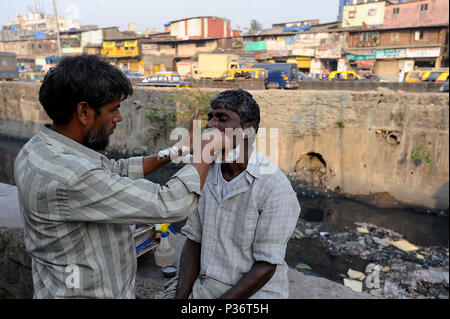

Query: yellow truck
[[193, 53, 240, 79]]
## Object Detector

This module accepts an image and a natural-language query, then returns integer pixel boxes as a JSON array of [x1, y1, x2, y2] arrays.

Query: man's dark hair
[[39, 55, 133, 124], [210, 89, 260, 132]]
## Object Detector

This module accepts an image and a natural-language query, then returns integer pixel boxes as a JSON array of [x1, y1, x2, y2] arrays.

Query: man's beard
[[83, 125, 110, 151]]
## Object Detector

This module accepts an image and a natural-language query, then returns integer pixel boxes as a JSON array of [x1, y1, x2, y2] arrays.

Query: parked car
[[363, 74, 381, 81], [404, 70, 425, 82], [138, 73, 193, 87], [251, 63, 299, 89], [20, 72, 45, 82], [219, 68, 267, 80], [328, 71, 369, 81], [0, 51, 19, 81], [439, 83, 449, 92], [121, 69, 145, 79], [298, 72, 316, 81], [422, 70, 449, 82]]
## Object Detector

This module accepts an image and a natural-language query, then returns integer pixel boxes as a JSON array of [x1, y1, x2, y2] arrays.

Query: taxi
[[421, 70, 449, 82], [219, 68, 267, 80], [327, 71, 364, 81], [20, 72, 45, 82], [404, 70, 425, 82]]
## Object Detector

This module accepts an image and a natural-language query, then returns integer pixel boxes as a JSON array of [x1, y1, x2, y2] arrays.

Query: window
[[168, 75, 182, 82], [349, 10, 357, 18], [368, 8, 377, 16], [391, 32, 400, 43], [414, 31, 426, 41], [420, 3, 428, 12], [393, 7, 400, 15], [195, 41, 206, 47]]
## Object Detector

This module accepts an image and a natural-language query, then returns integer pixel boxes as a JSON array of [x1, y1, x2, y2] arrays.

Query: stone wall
[[0, 82, 448, 209]]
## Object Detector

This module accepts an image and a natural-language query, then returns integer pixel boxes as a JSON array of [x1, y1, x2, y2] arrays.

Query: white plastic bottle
[[154, 232, 176, 268]]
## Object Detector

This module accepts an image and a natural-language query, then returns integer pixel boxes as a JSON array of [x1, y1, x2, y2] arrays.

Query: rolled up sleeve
[[181, 207, 202, 243], [59, 163, 201, 225], [252, 182, 301, 265]]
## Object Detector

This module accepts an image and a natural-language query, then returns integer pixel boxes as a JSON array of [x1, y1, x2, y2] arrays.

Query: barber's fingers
[[202, 128, 231, 150]]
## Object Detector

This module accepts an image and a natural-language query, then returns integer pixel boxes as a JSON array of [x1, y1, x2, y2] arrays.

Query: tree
[[244, 19, 263, 35]]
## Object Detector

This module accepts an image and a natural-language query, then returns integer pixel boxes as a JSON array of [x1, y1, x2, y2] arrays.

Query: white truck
[[193, 53, 240, 79]]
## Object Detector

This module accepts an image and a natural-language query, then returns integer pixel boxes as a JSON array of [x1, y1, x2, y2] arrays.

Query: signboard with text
[[315, 47, 342, 59]]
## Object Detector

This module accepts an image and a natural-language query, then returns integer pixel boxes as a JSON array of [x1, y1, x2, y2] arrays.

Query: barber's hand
[[200, 128, 231, 163], [171, 109, 200, 158]]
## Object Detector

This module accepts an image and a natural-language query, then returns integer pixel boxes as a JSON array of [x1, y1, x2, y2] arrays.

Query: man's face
[[206, 108, 250, 161], [84, 97, 122, 151]]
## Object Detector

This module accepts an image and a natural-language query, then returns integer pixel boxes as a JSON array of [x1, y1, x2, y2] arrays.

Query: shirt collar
[[40, 124, 105, 161], [207, 148, 264, 187]]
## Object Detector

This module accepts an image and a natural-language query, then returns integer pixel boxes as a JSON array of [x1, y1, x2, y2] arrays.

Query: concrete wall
[[250, 90, 449, 210], [383, 0, 449, 29], [0, 82, 448, 210], [342, 2, 386, 28]]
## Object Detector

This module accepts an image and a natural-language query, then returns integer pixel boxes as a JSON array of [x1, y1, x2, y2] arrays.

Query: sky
[[0, 0, 341, 32]]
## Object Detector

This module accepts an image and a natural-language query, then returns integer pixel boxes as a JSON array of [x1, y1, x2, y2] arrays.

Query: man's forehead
[[208, 108, 239, 117]]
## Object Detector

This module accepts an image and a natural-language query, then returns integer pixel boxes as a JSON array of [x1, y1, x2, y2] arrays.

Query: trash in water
[[343, 278, 363, 292], [347, 268, 366, 281], [391, 240, 419, 253], [296, 263, 312, 271]]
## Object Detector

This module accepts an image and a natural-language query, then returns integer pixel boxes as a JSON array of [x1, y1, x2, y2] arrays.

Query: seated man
[[172, 89, 301, 299]]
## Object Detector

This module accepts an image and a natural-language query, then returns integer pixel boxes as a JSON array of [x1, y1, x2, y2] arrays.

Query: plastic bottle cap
[[161, 232, 168, 238]]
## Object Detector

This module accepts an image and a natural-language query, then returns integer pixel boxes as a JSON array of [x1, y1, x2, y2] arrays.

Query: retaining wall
[[0, 82, 448, 209]]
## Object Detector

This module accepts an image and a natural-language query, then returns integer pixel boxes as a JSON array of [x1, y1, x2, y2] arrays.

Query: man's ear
[[76, 102, 93, 127]]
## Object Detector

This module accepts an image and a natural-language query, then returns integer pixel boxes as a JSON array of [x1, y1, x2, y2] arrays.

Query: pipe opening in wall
[[306, 152, 327, 168]]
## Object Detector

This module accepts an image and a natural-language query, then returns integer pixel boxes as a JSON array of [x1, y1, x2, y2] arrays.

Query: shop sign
[[356, 59, 375, 68], [315, 47, 342, 59], [292, 48, 315, 57], [346, 53, 375, 61], [375, 49, 406, 59], [267, 50, 289, 57], [406, 47, 441, 58]]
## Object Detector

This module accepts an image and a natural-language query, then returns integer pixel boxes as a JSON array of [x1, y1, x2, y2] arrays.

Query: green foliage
[[166, 88, 220, 125], [144, 104, 176, 138], [411, 146, 432, 164], [336, 118, 346, 128]]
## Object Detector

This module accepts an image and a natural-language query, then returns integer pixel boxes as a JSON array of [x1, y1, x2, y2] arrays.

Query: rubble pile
[[293, 220, 449, 299]]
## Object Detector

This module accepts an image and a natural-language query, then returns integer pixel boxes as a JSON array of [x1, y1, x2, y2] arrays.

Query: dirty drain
[[286, 219, 449, 299]]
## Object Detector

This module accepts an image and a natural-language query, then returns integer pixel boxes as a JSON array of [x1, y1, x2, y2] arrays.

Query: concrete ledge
[[297, 81, 444, 92]]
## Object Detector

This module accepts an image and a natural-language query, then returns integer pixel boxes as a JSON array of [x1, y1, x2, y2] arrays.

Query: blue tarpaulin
[[285, 37, 295, 45], [34, 31, 47, 40], [282, 25, 312, 32]]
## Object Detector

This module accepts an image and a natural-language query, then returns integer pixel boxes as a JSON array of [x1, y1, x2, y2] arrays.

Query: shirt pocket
[[227, 207, 259, 247]]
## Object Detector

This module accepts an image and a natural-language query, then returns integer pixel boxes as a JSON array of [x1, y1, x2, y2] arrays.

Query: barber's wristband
[[157, 145, 190, 161]]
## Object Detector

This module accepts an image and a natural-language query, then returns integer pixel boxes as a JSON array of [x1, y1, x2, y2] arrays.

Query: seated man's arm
[[219, 261, 276, 299], [176, 205, 203, 298], [176, 238, 201, 299]]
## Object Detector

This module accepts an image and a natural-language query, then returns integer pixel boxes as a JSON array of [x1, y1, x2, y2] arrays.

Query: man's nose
[[206, 119, 220, 130], [114, 111, 123, 123]]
